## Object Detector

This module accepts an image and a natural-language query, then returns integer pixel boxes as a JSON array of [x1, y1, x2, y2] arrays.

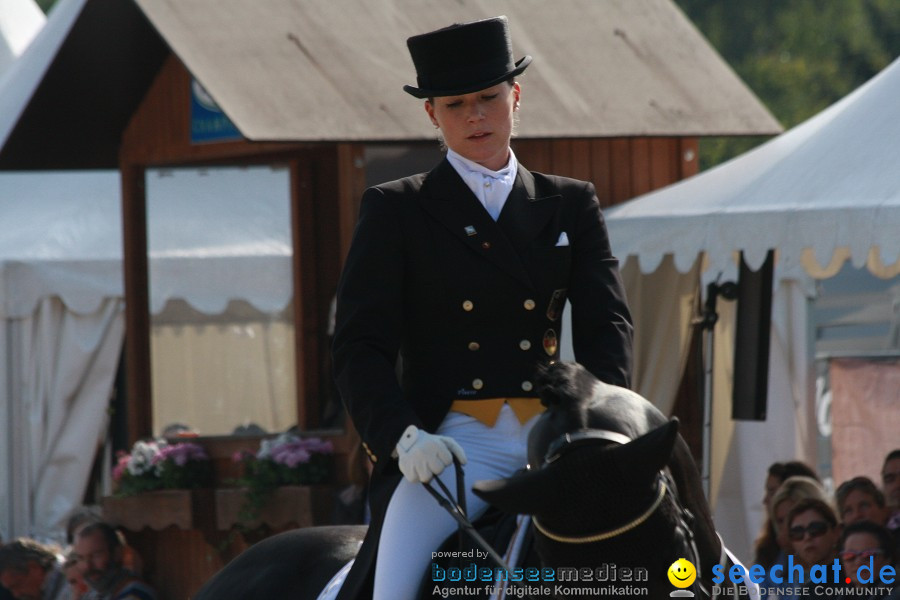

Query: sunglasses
[[839, 548, 884, 562], [789, 521, 829, 541]]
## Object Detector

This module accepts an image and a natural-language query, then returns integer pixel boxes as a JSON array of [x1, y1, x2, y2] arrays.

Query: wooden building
[[0, 0, 780, 596]]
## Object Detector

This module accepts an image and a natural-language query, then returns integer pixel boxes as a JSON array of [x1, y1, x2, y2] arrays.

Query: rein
[[422, 459, 538, 600]]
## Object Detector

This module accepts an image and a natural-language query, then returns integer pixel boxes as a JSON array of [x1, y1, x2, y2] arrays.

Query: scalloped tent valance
[[605, 55, 900, 281], [0, 167, 293, 319]]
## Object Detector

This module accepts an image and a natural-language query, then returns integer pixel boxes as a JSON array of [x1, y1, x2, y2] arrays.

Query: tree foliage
[[36, 0, 56, 14], [675, 0, 900, 167]]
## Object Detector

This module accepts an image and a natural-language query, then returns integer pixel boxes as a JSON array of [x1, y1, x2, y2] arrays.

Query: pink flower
[[112, 452, 130, 482]]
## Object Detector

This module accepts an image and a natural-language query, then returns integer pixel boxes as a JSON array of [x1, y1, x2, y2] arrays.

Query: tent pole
[[697, 279, 737, 499], [701, 325, 713, 499]]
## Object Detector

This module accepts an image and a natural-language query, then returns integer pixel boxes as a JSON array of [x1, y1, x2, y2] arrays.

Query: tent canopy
[[605, 55, 900, 280], [602, 55, 900, 565], [0, 167, 293, 319]]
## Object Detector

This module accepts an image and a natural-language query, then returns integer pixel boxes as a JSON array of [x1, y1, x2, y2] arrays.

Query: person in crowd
[[784, 498, 842, 599], [65, 509, 141, 579], [71, 523, 155, 600], [882, 450, 900, 531], [61, 555, 87, 600], [836, 476, 890, 526], [331, 15, 633, 599], [839, 520, 895, 597], [755, 461, 820, 569], [761, 476, 830, 596], [0, 537, 13, 600], [0, 538, 68, 600]]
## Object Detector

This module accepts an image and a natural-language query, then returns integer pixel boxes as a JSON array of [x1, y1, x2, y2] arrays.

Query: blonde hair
[[769, 475, 831, 533]]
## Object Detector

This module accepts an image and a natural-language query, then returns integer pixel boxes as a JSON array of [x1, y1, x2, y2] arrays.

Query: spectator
[[784, 498, 842, 599], [761, 476, 830, 597], [839, 521, 894, 597], [882, 450, 900, 531], [0, 539, 14, 600], [65, 509, 142, 578], [0, 538, 68, 600], [65, 508, 101, 546], [71, 523, 156, 600], [770, 476, 830, 558], [754, 461, 819, 569], [62, 553, 88, 600], [836, 476, 890, 526]]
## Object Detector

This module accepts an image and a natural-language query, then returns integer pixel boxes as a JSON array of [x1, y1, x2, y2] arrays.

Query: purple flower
[[154, 442, 208, 467]]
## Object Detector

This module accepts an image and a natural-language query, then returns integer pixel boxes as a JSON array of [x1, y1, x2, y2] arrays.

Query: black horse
[[194, 362, 753, 599], [473, 361, 755, 598]]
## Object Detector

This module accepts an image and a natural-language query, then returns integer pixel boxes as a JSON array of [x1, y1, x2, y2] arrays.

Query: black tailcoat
[[332, 158, 633, 599]]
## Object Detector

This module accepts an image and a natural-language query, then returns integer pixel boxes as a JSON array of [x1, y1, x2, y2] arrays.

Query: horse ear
[[472, 467, 557, 516], [612, 419, 679, 484]]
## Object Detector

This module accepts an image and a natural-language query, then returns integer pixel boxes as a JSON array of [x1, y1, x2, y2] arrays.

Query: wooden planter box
[[214, 485, 334, 531], [101, 488, 215, 531]]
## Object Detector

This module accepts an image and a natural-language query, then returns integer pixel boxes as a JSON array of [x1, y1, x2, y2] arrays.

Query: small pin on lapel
[[464, 225, 477, 237]]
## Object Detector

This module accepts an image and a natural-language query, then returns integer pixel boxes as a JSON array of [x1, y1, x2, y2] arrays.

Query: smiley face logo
[[667, 558, 697, 588]]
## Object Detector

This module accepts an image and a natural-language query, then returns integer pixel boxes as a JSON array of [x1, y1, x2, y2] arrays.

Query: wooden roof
[[136, 0, 781, 141], [0, 0, 781, 169]]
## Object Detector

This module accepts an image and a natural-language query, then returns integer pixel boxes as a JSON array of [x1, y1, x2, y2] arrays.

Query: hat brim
[[403, 56, 532, 99]]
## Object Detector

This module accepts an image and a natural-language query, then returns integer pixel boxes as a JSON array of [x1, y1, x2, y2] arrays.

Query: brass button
[[519, 339, 531, 351], [521, 381, 533, 392], [524, 299, 536, 311], [468, 342, 480, 351], [462, 300, 474, 312], [481, 241, 491, 249], [472, 378, 484, 390]]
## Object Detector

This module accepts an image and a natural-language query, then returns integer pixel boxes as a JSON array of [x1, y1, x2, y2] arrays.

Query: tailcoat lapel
[[418, 159, 534, 288], [497, 166, 561, 255]]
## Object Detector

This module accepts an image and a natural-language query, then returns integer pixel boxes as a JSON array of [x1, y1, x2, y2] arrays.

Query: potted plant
[[103, 439, 213, 531], [217, 433, 334, 530]]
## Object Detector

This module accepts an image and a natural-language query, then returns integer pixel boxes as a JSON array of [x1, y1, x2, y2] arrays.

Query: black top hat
[[403, 16, 532, 99]]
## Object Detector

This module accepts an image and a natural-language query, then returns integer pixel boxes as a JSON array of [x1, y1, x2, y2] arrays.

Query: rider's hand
[[395, 425, 467, 483]]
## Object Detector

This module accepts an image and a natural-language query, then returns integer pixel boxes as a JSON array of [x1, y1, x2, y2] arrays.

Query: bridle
[[532, 427, 728, 600], [423, 427, 745, 600]]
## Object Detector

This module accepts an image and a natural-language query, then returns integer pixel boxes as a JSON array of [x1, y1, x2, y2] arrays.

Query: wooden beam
[[120, 164, 153, 443]]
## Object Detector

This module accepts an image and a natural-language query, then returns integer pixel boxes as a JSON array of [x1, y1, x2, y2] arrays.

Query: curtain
[[1, 297, 123, 542]]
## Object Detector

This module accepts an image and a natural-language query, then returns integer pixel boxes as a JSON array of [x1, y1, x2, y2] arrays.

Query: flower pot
[[214, 485, 333, 531], [102, 489, 214, 531]]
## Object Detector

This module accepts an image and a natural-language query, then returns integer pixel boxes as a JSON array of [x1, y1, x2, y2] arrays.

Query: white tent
[[0, 167, 293, 542], [603, 55, 900, 562], [0, 0, 44, 74]]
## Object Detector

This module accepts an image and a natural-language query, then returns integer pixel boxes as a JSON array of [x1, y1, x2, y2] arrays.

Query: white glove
[[395, 425, 467, 483]]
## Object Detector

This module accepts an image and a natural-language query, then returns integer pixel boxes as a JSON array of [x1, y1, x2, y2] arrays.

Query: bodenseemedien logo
[[668, 558, 696, 597]]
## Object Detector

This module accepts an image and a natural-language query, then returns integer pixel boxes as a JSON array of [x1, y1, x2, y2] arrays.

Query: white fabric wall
[[1, 297, 123, 542], [711, 278, 814, 565]]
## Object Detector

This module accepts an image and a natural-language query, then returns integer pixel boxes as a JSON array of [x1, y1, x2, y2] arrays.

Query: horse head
[[474, 362, 730, 597]]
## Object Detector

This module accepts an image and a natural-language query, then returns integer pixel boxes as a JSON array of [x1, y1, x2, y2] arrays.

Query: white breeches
[[372, 404, 537, 600]]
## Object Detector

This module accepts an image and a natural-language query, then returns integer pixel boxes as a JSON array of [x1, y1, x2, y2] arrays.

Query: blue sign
[[190, 79, 242, 144]]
